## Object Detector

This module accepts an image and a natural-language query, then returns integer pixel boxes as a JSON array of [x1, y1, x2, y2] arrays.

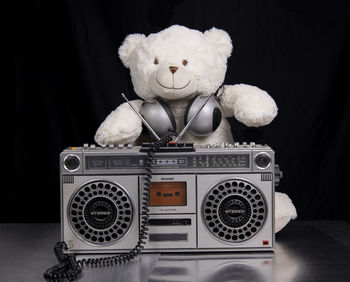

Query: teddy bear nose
[[169, 66, 179, 73]]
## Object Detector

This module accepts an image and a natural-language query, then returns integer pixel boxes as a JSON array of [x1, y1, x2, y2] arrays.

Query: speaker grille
[[68, 180, 133, 245], [203, 179, 267, 243]]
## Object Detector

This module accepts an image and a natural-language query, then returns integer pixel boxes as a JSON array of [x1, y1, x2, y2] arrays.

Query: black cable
[[44, 133, 175, 281]]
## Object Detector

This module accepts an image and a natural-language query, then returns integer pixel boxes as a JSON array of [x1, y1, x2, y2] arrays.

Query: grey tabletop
[[0, 221, 350, 282]]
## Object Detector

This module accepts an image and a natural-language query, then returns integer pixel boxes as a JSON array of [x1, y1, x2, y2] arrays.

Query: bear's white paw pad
[[235, 108, 276, 127], [95, 121, 141, 145], [233, 87, 277, 127]]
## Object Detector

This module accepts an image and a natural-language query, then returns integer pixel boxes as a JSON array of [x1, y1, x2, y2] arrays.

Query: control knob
[[63, 155, 80, 172], [275, 164, 283, 186], [255, 153, 271, 169]]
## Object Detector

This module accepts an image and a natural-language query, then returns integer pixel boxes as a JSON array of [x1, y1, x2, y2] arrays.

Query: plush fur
[[95, 25, 296, 232]]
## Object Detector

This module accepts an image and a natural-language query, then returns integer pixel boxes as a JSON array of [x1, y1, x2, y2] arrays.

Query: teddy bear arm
[[219, 84, 278, 127], [94, 100, 143, 145]]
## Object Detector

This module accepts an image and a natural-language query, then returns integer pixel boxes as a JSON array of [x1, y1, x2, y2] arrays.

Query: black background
[[3, 0, 350, 223]]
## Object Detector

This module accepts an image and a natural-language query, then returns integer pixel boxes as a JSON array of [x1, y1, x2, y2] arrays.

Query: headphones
[[139, 94, 222, 138]]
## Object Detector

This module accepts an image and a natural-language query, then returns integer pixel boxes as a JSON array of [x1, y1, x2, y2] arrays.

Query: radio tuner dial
[[63, 154, 80, 172]]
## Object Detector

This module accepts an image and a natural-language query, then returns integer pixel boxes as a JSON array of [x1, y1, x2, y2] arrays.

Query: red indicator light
[[263, 240, 269, 245], [169, 142, 175, 144]]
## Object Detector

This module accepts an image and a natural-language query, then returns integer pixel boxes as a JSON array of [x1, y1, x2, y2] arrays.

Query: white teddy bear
[[95, 25, 296, 232]]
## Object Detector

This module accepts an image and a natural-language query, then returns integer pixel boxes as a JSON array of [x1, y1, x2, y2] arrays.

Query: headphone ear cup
[[184, 95, 222, 136], [212, 107, 222, 132], [139, 98, 176, 138]]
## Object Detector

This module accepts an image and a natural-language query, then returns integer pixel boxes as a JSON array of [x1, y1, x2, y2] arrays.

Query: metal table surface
[[0, 221, 349, 282]]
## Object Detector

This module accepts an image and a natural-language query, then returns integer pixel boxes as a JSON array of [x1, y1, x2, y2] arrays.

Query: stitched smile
[[156, 77, 191, 90]]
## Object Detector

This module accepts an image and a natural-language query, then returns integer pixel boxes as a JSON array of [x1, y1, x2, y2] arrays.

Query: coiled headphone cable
[[44, 133, 175, 281]]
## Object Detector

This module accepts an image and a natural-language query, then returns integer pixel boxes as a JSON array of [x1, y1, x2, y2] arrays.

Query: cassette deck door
[[139, 174, 196, 214]]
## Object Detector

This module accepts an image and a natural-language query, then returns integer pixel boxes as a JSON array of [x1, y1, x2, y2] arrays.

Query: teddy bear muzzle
[[150, 63, 197, 100]]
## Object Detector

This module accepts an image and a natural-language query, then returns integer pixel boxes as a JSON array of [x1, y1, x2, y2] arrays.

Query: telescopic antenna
[[121, 93, 161, 141], [174, 93, 214, 143]]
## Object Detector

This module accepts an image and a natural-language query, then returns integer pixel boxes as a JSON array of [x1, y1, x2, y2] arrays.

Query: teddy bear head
[[118, 25, 233, 101]]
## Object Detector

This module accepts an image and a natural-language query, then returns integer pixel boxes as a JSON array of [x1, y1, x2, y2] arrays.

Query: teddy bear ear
[[118, 33, 146, 68], [204, 27, 233, 58]]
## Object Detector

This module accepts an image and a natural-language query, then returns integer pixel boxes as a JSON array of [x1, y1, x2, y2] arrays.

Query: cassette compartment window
[[150, 182, 187, 206]]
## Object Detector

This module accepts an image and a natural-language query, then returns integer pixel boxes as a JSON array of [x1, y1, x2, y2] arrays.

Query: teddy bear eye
[[154, 58, 159, 65], [182, 59, 188, 66]]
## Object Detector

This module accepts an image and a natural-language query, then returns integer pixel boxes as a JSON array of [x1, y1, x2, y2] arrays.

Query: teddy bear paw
[[233, 86, 278, 127], [234, 106, 277, 127], [94, 121, 142, 145]]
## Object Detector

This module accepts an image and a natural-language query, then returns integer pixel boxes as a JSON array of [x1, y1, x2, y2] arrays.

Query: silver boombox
[[60, 142, 280, 253]]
